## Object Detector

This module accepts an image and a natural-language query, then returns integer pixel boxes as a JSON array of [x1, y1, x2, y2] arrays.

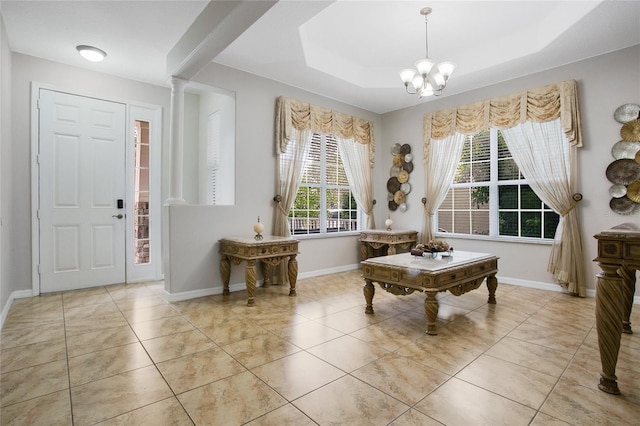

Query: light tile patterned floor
[[1, 269, 639, 425]]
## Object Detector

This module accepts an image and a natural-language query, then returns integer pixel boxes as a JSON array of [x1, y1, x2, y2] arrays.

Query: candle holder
[[253, 217, 264, 240]]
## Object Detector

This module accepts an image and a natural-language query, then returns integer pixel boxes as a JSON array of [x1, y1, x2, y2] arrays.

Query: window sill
[[435, 232, 554, 245], [292, 231, 361, 241]]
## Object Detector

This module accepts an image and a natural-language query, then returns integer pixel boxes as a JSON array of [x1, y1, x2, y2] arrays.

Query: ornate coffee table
[[361, 251, 498, 335], [219, 236, 299, 306]]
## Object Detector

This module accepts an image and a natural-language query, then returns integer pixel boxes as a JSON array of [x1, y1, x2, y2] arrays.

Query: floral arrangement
[[411, 239, 451, 257], [425, 239, 450, 252]]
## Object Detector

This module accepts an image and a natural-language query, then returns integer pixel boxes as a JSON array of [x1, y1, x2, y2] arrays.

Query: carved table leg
[[262, 262, 272, 288], [220, 255, 231, 296], [363, 279, 375, 314], [288, 254, 298, 296], [595, 263, 624, 394], [620, 265, 636, 334], [424, 291, 439, 335], [387, 244, 397, 256], [245, 260, 257, 307], [486, 274, 498, 304], [360, 242, 369, 261]]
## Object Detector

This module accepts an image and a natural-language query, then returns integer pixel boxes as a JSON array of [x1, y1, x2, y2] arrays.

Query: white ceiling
[[2, 0, 639, 114]]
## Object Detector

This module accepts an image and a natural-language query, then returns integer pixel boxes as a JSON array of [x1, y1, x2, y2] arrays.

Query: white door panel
[[39, 89, 126, 292]]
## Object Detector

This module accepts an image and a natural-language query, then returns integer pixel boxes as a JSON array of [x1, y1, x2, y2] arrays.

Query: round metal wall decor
[[613, 103, 640, 124], [606, 159, 640, 185], [610, 197, 637, 215], [608, 103, 640, 215], [626, 181, 640, 203], [611, 140, 640, 160], [388, 143, 413, 212], [609, 184, 627, 198], [620, 119, 640, 142], [386, 176, 400, 193]]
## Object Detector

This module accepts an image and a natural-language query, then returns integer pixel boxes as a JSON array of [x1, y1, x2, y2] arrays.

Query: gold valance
[[275, 96, 375, 154], [423, 80, 582, 147]]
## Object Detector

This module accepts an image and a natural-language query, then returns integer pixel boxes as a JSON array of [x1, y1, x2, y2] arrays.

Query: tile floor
[[1, 269, 639, 425]]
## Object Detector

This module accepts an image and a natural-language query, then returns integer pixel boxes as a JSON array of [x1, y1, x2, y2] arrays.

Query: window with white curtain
[[437, 128, 559, 239], [289, 133, 360, 235]]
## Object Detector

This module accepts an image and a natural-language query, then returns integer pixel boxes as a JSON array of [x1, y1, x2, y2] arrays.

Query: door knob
[[112, 214, 124, 219]]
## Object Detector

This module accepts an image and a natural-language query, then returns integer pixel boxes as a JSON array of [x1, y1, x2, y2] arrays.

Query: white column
[[166, 76, 188, 204]]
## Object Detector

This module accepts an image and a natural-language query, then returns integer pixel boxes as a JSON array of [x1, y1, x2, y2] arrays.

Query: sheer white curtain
[[501, 119, 586, 296], [274, 127, 313, 237], [272, 127, 312, 284], [421, 133, 466, 243], [337, 137, 376, 229]]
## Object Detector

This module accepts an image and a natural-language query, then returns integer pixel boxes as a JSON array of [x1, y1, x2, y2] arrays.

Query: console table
[[593, 223, 639, 394], [362, 251, 498, 335], [359, 229, 418, 261], [219, 236, 299, 306]]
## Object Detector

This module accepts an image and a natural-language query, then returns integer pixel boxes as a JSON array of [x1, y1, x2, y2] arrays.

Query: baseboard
[[297, 263, 360, 280], [497, 276, 566, 294], [0, 289, 34, 331], [163, 281, 259, 302]]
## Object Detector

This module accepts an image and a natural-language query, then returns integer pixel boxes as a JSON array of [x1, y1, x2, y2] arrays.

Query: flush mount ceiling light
[[76, 45, 107, 62], [399, 7, 455, 98]]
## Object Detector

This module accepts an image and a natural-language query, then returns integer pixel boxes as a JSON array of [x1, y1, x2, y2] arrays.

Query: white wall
[[0, 15, 13, 313], [381, 44, 640, 295]]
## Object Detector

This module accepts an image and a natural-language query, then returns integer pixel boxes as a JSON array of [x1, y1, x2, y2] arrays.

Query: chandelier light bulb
[[399, 7, 455, 99]]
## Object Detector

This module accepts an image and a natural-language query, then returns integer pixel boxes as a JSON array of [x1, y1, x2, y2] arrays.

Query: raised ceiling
[[1, 0, 639, 114]]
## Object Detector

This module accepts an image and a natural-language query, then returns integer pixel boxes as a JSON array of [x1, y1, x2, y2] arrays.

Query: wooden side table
[[593, 223, 639, 394], [359, 229, 418, 261], [219, 236, 299, 306]]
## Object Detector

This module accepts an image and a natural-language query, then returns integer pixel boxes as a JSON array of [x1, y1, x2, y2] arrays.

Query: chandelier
[[399, 7, 455, 98]]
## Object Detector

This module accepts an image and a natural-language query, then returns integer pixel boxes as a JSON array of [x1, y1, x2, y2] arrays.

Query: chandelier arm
[[424, 12, 429, 59]]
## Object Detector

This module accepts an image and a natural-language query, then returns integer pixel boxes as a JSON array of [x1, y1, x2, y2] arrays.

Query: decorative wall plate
[[609, 184, 627, 198], [402, 161, 414, 173], [400, 182, 411, 194], [393, 190, 406, 204], [614, 103, 640, 124], [606, 159, 640, 185], [400, 144, 411, 155], [626, 181, 640, 202], [386, 176, 400, 192], [393, 154, 404, 167], [620, 119, 640, 142], [389, 166, 401, 177], [388, 200, 398, 211], [610, 197, 637, 215], [611, 140, 640, 160], [391, 143, 401, 155], [397, 170, 409, 183], [398, 202, 408, 212]]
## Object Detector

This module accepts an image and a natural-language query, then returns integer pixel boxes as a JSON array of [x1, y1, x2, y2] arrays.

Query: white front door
[[38, 89, 127, 292]]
